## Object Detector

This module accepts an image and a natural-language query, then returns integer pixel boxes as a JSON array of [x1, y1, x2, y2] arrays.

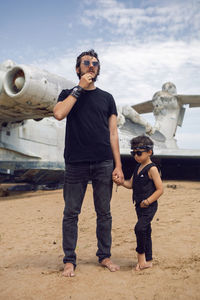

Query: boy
[[113, 135, 163, 270]]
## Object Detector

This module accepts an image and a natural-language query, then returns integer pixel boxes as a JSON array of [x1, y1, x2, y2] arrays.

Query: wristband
[[70, 85, 85, 99]]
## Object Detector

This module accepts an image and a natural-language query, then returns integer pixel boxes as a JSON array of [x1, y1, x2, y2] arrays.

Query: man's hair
[[130, 135, 154, 152], [76, 49, 100, 79]]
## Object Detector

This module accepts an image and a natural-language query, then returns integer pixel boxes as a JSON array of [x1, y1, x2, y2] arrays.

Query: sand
[[0, 180, 200, 300]]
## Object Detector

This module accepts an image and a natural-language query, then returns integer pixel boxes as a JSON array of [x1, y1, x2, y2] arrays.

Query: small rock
[[167, 184, 177, 189]]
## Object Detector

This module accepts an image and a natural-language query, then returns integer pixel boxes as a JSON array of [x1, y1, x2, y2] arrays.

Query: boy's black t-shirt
[[57, 87, 118, 163]]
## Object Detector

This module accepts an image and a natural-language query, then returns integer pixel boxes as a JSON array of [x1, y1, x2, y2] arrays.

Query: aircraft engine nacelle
[[2, 63, 74, 122], [0, 60, 15, 102]]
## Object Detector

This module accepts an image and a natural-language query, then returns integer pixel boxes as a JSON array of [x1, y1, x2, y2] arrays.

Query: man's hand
[[79, 73, 93, 89], [112, 167, 124, 185]]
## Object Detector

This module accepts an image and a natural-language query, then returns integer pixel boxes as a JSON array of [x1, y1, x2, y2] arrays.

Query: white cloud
[[94, 40, 200, 104], [35, 39, 200, 106], [81, 0, 200, 41]]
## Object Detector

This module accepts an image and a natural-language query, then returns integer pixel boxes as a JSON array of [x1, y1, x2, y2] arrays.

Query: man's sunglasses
[[82, 60, 99, 67], [130, 150, 147, 157]]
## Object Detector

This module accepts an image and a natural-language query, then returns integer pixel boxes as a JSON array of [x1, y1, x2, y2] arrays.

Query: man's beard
[[91, 75, 98, 82], [78, 70, 98, 82]]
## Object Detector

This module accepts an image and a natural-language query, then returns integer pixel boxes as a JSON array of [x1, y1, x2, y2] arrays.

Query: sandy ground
[[0, 180, 200, 300]]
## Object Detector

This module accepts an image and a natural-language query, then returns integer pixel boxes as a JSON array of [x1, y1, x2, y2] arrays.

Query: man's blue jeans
[[62, 160, 113, 267]]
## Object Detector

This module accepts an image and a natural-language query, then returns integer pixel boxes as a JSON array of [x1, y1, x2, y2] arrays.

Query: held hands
[[79, 73, 94, 89], [112, 167, 124, 186], [140, 199, 150, 208]]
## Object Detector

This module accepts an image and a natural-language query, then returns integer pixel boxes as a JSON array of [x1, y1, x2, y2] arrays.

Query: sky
[[1, 0, 200, 149]]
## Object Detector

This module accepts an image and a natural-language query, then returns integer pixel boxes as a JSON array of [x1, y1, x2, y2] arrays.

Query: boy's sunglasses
[[130, 150, 147, 157], [82, 60, 99, 67]]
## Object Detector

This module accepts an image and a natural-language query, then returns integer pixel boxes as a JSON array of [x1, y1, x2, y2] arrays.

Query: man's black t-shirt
[[57, 87, 118, 163]]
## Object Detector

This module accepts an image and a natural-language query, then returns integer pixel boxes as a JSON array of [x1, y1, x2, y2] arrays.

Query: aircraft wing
[[131, 100, 153, 114], [176, 95, 200, 107], [132, 94, 200, 114]]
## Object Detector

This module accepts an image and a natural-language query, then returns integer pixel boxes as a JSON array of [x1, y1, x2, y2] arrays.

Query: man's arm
[[109, 114, 124, 184], [53, 94, 78, 121], [53, 74, 92, 121]]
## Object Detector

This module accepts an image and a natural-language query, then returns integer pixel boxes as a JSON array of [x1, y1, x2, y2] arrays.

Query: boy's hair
[[75, 49, 100, 79], [130, 135, 154, 151]]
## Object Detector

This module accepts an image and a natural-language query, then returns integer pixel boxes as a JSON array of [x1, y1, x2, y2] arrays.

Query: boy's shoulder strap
[[133, 164, 140, 176], [140, 162, 157, 175]]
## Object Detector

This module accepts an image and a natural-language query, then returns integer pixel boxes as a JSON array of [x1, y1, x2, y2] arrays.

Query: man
[[53, 49, 124, 277]]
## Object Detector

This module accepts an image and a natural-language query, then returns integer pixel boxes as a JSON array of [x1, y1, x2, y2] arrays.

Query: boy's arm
[[140, 166, 163, 207], [121, 176, 133, 189], [113, 174, 133, 189]]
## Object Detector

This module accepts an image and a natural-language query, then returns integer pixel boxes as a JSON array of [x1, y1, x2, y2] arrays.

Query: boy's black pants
[[134, 202, 158, 261]]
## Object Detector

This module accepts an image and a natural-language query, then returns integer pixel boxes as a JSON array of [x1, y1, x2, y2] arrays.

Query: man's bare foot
[[135, 261, 152, 271], [100, 258, 120, 272], [62, 263, 75, 277]]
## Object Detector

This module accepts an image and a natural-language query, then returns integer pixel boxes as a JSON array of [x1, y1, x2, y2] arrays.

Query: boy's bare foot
[[135, 261, 152, 271], [62, 263, 75, 277], [100, 258, 120, 272]]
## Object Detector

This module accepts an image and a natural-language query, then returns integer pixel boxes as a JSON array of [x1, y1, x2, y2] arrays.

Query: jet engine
[[2, 62, 74, 122]]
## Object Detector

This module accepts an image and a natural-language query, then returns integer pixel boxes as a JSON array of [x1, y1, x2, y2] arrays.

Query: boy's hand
[[140, 199, 149, 208], [112, 173, 119, 183], [112, 175, 123, 185], [112, 168, 124, 185]]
